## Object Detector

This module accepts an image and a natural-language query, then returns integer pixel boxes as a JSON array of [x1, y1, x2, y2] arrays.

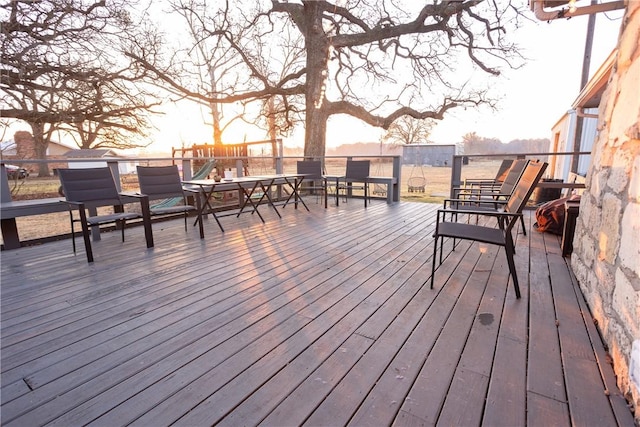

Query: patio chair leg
[[78, 210, 94, 263], [194, 198, 205, 239], [69, 211, 76, 254], [504, 241, 521, 299], [506, 226, 517, 256], [364, 182, 368, 208], [137, 196, 154, 248], [520, 215, 527, 236], [450, 211, 459, 252], [431, 235, 439, 289]]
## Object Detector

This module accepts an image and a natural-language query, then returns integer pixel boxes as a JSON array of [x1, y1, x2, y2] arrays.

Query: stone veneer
[[571, 3, 640, 422]]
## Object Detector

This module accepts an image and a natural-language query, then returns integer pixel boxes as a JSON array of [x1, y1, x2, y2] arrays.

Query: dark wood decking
[[1, 200, 634, 426]]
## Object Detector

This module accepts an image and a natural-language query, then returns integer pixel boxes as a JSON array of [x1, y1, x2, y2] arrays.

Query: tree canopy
[[0, 0, 164, 174], [383, 116, 436, 146], [135, 0, 525, 158], [1, 0, 527, 168]]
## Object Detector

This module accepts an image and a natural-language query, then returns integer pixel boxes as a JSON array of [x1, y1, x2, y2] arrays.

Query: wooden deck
[[0, 200, 634, 426]]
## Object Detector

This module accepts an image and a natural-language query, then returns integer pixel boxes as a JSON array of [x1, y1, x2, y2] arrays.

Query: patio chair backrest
[[58, 167, 122, 208], [505, 161, 548, 218], [494, 159, 515, 183], [345, 160, 370, 180], [137, 165, 186, 201], [297, 160, 323, 179], [498, 159, 529, 195]]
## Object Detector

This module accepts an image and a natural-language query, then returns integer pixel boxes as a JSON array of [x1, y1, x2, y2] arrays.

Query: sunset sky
[[148, 6, 624, 153], [2, 4, 625, 154]]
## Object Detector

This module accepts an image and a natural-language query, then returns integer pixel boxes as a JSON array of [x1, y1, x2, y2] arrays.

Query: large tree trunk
[[30, 122, 50, 177], [304, 107, 328, 159], [303, 2, 330, 159], [211, 100, 223, 145]]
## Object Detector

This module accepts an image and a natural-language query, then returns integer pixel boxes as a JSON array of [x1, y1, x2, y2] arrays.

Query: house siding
[[402, 144, 456, 167]]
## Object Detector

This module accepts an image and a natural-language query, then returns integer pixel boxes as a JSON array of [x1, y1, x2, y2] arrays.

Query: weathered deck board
[[527, 217, 567, 405], [481, 218, 531, 427], [1, 201, 634, 426]]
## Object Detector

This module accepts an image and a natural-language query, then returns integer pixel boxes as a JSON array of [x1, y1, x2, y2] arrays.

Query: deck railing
[[1, 155, 402, 201], [449, 151, 590, 200], [1, 155, 402, 248]]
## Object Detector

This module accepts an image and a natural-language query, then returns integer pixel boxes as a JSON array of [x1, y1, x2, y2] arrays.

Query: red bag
[[534, 196, 580, 235]]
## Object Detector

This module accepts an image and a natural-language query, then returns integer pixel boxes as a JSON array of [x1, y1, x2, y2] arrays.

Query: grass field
[[3, 159, 505, 243]]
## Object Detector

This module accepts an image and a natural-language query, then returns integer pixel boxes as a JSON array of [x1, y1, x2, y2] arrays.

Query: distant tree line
[[462, 132, 549, 155]]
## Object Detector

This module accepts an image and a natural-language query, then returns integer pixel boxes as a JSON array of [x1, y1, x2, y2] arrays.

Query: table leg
[[324, 178, 328, 209], [253, 179, 282, 218], [198, 186, 224, 232], [282, 177, 309, 212], [237, 182, 266, 223]]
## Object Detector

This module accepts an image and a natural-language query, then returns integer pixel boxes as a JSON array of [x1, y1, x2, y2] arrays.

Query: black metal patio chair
[[337, 160, 371, 207], [458, 158, 515, 190], [58, 167, 154, 263], [430, 160, 548, 298], [136, 165, 205, 239], [296, 160, 328, 208], [445, 159, 530, 234]]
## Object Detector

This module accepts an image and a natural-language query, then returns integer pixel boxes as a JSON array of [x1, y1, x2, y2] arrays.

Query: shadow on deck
[[0, 201, 634, 426]]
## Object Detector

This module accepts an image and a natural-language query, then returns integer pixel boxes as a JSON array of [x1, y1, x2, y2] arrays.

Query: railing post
[[392, 156, 401, 202], [1, 163, 12, 203], [345, 156, 353, 199], [0, 162, 21, 249], [181, 159, 193, 180], [235, 159, 244, 177], [450, 155, 463, 199]]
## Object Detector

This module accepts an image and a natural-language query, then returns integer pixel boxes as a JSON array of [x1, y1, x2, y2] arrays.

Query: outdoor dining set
[[55, 159, 377, 263], [55, 158, 549, 302]]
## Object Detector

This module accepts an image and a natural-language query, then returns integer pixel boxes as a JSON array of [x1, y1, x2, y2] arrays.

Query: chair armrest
[[463, 179, 500, 186], [479, 192, 510, 198], [443, 197, 508, 207], [119, 192, 151, 213], [446, 196, 509, 203], [455, 187, 504, 195], [119, 191, 141, 197], [331, 176, 347, 186], [62, 200, 84, 209], [470, 182, 502, 188], [438, 207, 522, 218], [120, 191, 149, 201], [450, 190, 482, 199]]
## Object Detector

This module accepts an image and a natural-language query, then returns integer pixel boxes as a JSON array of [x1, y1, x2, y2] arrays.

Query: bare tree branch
[[128, 0, 525, 158], [0, 0, 166, 173]]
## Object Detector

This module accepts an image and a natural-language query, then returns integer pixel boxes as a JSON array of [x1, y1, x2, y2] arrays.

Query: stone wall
[[571, 3, 640, 421]]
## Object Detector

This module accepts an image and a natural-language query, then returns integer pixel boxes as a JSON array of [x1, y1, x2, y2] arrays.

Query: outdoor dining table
[[182, 174, 309, 232]]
